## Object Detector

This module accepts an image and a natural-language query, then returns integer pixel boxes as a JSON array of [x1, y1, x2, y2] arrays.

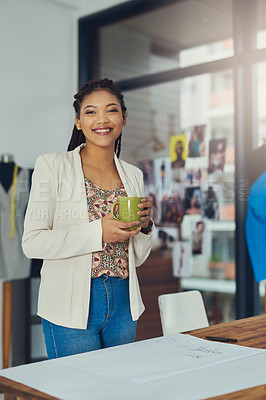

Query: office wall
[[0, 0, 76, 168], [0, 0, 131, 169]]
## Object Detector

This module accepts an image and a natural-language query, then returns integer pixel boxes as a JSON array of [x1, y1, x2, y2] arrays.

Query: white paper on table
[[81, 333, 265, 384], [1, 334, 266, 400]]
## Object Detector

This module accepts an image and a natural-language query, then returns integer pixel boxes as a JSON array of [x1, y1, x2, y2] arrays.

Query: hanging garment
[[0, 167, 31, 280], [245, 171, 266, 282]]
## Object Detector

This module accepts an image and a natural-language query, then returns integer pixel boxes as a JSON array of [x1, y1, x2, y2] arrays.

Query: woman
[[192, 221, 205, 255], [22, 78, 154, 359]]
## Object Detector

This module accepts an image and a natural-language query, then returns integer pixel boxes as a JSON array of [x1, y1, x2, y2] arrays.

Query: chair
[[158, 290, 209, 336]]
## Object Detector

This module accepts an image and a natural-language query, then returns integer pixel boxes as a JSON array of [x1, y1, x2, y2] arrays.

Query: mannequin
[[0, 155, 15, 368], [0, 154, 21, 192], [0, 154, 30, 368]]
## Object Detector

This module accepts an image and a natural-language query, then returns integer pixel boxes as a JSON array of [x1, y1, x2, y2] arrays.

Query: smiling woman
[[76, 90, 126, 162], [22, 78, 154, 360], [68, 79, 127, 158]]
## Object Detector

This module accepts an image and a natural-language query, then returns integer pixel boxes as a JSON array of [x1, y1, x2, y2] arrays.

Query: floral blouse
[[85, 177, 129, 279]]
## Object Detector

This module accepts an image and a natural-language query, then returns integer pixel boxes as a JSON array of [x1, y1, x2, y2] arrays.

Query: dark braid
[[67, 78, 127, 158], [114, 132, 122, 158], [67, 125, 86, 151]]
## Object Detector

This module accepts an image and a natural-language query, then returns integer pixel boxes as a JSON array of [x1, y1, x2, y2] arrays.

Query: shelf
[[207, 220, 235, 231], [182, 277, 266, 297], [182, 277, 235, 293]]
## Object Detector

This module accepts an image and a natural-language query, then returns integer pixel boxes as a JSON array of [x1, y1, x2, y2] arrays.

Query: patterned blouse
[[84, 177, 129, 279]]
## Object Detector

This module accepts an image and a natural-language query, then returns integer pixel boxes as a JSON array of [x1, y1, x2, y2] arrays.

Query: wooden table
[[186, 314, 266, 399], [0, 314, 265, 400]]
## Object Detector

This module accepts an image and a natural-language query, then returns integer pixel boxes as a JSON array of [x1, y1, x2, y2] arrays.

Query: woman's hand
[[101, 213, 141, 243], [138, 197, 152, 229]]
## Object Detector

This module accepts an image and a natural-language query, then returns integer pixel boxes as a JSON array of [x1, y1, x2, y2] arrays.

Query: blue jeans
[[42, 275, 137, 359]]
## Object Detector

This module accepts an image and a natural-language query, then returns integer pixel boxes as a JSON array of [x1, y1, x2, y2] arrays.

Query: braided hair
[[67, 78, 127, 158]]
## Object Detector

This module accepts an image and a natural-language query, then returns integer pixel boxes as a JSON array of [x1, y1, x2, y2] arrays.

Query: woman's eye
[[85, 110, 95, 114], [108, 108, 118, 113]]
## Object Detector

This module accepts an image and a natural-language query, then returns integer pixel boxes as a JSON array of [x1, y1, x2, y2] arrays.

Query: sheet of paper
[[62, 333, 264, 384], [51, 333, 265, 384], [127, 334, 266, 384], [1, 334, 266, 400]]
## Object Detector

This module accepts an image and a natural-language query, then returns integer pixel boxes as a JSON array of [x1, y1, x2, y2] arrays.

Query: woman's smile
[[93, 127, 113, 135]]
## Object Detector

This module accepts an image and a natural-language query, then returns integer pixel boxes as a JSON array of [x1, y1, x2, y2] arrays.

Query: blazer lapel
[[73, 144, 88, 218], [114, 155, 137, 197]]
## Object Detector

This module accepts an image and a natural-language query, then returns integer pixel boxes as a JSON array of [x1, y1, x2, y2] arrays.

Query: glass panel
[[123, 70, 235, 323], [256, 61, 266, 146], [253, 60, 266, 313], [180, 39, 233, 68], [257, 0, 266, 49], [98, 0, 233, 80]]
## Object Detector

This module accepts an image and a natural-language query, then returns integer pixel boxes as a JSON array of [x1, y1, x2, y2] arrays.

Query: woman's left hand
[[138, 197, 152, 229]]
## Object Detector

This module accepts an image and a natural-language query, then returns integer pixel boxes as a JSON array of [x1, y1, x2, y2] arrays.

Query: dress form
[[0, 154, 14, 163], [0, 157, 33, 366], [0, 154, 19, 368], [0, 154, 21, 193]]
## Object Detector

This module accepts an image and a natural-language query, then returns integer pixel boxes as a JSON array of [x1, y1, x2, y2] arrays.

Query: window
[[98, 0, 233, 80], [257, 0, 266, 49]]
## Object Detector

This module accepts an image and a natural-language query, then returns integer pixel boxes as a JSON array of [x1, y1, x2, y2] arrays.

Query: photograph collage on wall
[[138, 123, 233, 277], [138, 123, 228, 226]]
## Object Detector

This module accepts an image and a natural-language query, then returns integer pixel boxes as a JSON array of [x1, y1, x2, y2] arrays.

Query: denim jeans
[[42, 275, 137, 359]]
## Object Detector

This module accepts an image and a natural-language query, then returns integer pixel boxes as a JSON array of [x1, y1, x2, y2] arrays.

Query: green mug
[[111, 197, 143, 230]]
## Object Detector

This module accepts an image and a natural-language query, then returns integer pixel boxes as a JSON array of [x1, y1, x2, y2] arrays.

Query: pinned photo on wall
[[154, 157, 172, 198], [161, 183, 185, 224], [185, 168, 208, 186], [147, 192, 161, 225], [191, 220, 206, 256], [170, 134, 187, 169], [201, 185, 219, 220], [138, 160, 155, 194], [188, 125, 206, 158], [208, 138, 227, 173], [172, 241, 191, 277], [185, 186, 201, 215], [152, 227, 178, 251]]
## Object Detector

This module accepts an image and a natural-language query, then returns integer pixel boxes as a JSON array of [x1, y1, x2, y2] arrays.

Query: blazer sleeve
[[131, 168, 154, 267], [133, 227, 154, 267], [22, 155, 104, 260]]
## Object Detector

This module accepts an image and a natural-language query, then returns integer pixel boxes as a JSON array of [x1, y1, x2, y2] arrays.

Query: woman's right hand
[[101, 213, 141, 243]]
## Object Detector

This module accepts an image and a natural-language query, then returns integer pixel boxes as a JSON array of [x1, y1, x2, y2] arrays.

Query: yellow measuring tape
[[10, 164, 18, 239]]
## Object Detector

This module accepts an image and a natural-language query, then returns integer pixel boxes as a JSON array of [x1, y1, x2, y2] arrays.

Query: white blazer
[[22, 144, 153, 329]]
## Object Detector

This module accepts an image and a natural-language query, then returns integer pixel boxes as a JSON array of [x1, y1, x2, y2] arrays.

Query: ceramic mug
[[111, 197, 143, 230]]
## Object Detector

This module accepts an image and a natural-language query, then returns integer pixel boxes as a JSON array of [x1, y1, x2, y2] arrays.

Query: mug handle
[[111, 202, 119, 220]]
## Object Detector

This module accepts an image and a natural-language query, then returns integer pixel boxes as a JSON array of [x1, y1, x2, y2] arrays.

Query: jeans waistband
[[92, 274, 129, 282]]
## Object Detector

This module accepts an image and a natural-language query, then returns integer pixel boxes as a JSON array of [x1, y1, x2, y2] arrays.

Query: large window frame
[[78, 0, 266, 318]]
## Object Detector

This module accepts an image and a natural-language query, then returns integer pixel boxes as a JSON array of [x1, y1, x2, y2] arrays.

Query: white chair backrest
[[158, 290, 209, 336]]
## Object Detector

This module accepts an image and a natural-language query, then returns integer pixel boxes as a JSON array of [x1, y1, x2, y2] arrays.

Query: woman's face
[[197, 222, 204, 233], [191, 194, 198, 207], [76, 90, 126, 151]]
